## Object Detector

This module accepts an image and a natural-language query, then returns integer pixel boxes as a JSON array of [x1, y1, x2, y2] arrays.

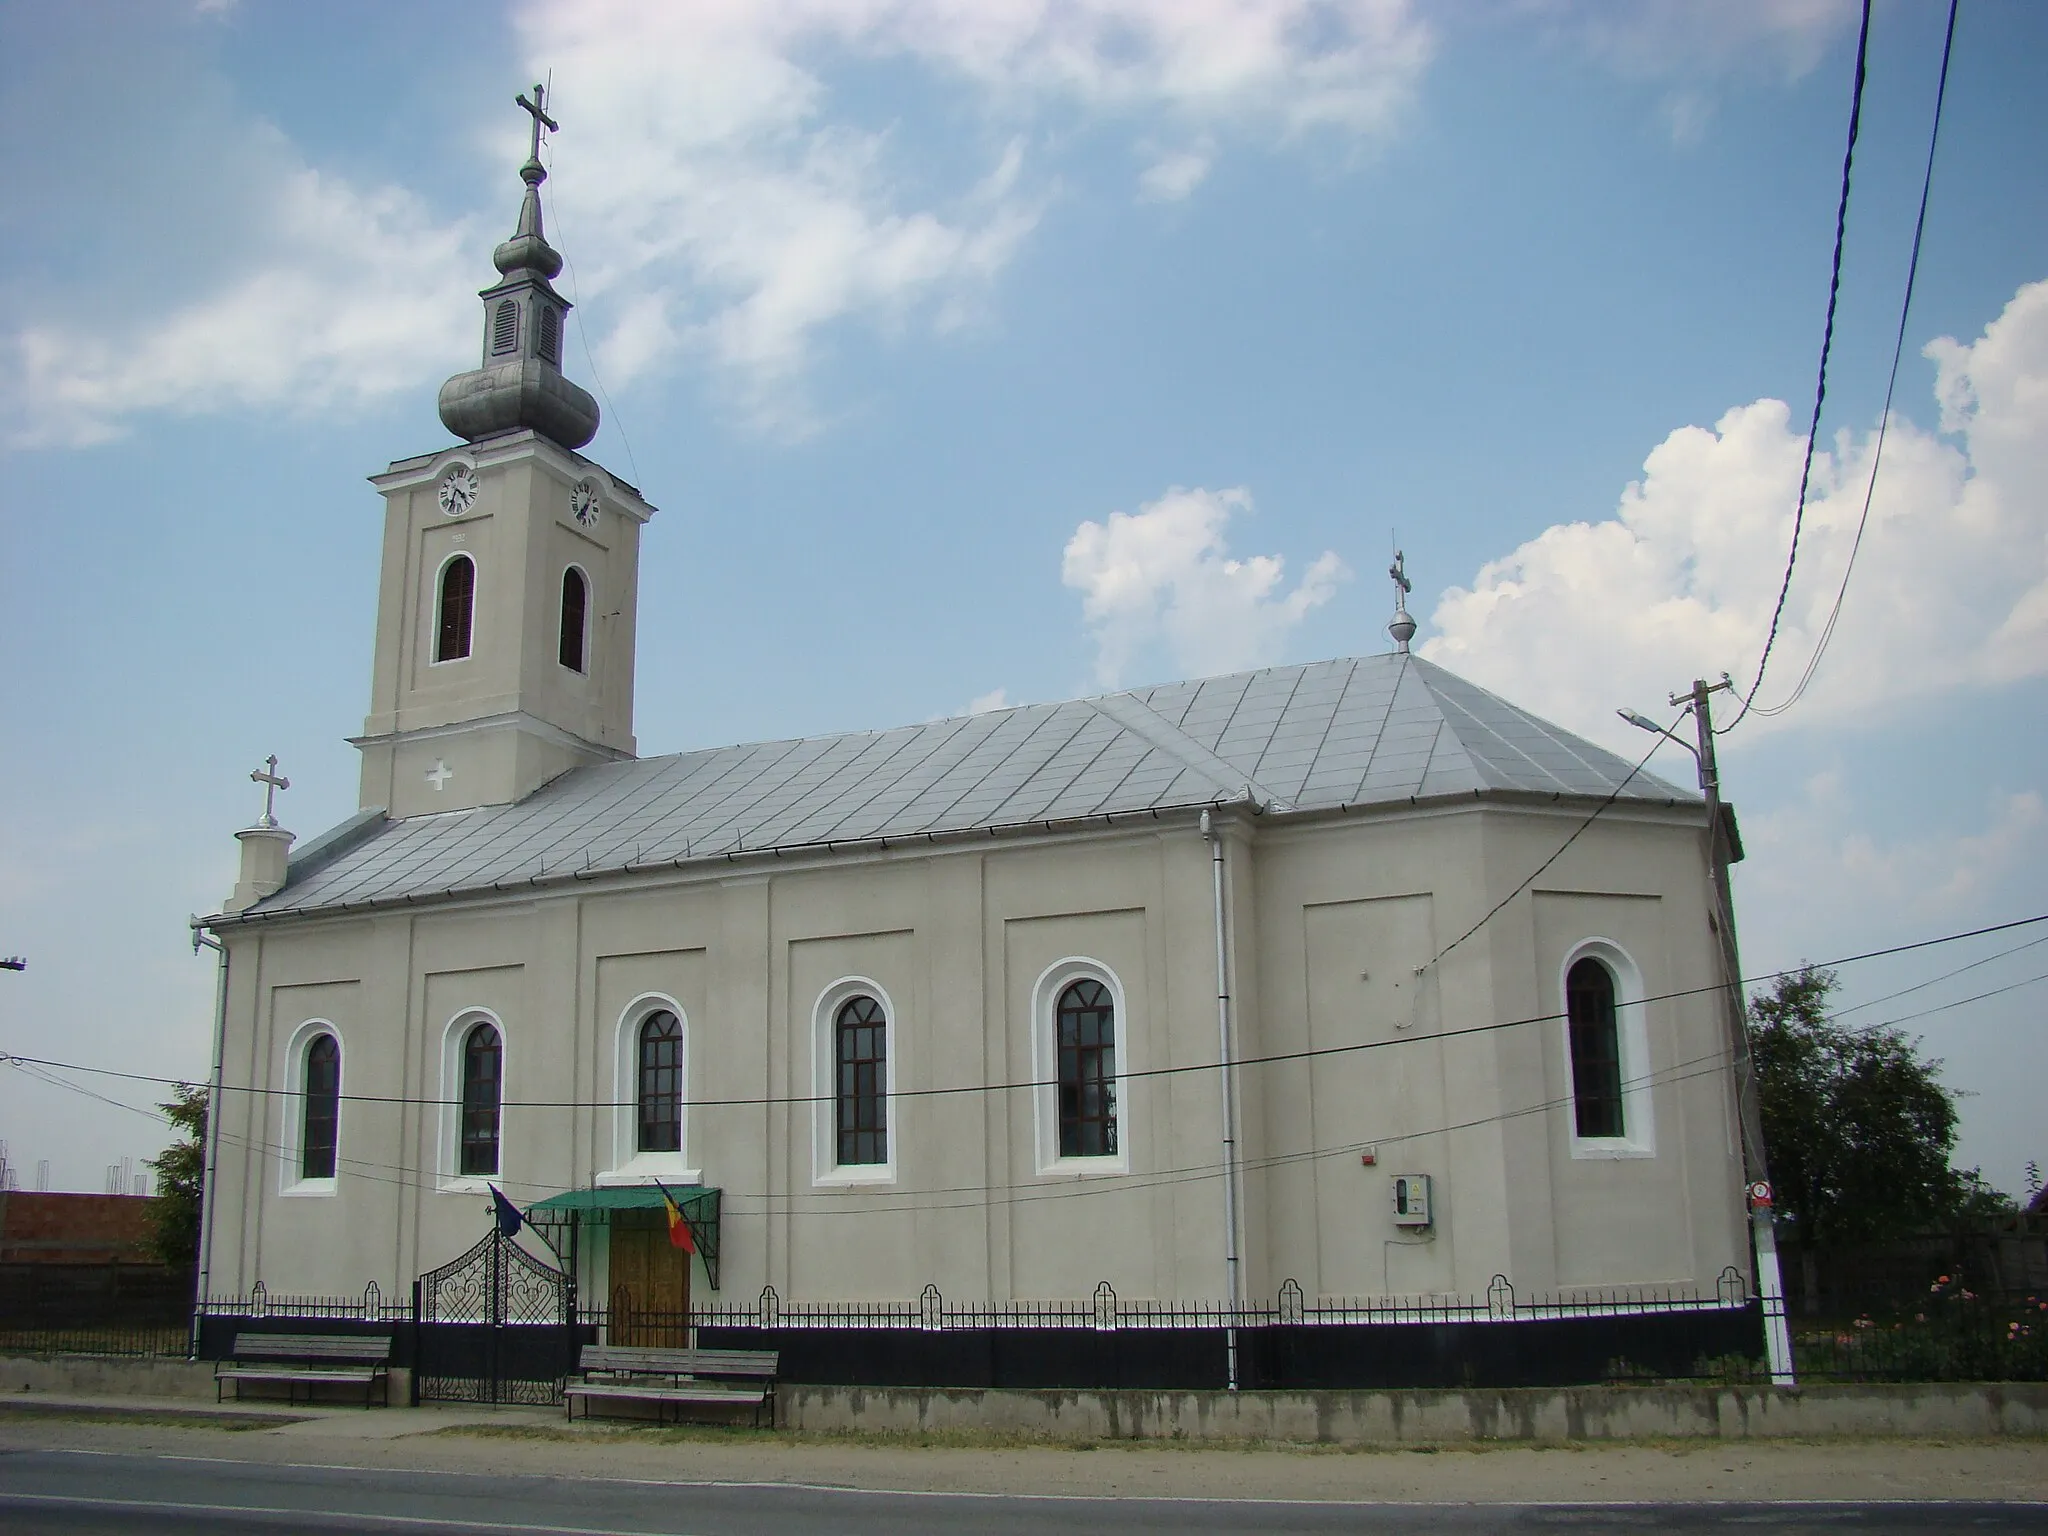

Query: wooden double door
[[609, 1221, 690, 1346]]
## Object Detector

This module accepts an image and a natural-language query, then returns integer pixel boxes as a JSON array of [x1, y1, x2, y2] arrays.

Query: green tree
[[145, 1083, 207, 1268], [1750, 966, 2009, 1246]]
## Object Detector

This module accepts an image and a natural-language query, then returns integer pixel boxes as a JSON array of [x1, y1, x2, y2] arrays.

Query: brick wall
[[0, 1192, 159, 1263]]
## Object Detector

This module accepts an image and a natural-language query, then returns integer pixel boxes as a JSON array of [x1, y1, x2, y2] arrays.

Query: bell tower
[[353, 87, 657, 820]]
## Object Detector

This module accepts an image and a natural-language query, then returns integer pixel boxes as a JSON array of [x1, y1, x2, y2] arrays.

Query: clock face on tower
[[438, 464, 479, 517], [570, 480, 601, 529]]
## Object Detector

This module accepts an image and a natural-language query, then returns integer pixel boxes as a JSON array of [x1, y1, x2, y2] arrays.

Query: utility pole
[[1672, 676, 1796, 1387]]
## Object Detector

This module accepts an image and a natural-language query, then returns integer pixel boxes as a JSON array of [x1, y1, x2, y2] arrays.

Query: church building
[[195, 98, 1752, 1328]]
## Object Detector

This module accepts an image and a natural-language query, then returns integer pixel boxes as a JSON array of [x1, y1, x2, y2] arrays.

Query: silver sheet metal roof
[[251, 654, 1693, 919]]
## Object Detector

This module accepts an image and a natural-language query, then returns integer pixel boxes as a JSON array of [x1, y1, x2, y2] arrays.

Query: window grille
[[460, 1022, 502, 1176], [1056, 979, 1117, 1157], [558, 567, 587, 672], [491, 300, 519, 356], [637, 1011, 682, 1154], [436, 556, 474, 662], [835, 996, 887, 1166], [539, 306, 561, 363], [301, 1034, 339, 1181], [1567, 957, 1625, 1138]]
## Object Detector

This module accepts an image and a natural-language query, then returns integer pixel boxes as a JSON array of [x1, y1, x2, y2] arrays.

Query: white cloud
[[966, 687, 1013, 714], [1063, 485, 1348, 686], [1138, 139, 1216, 202], [10, 167, 476, 450], [11, 2, 1432, 447], [519, 0, 1432, 430], [1422, 276, 2048, 757], [1545, 0, 1854, 85]]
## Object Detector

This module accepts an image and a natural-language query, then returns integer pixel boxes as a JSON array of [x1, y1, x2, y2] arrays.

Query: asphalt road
[[0, 1449, 2044, 1535]]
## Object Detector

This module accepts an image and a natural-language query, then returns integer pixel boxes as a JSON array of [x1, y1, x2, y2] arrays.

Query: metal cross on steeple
[[249, 755, 290, 829], [1389, 549, 1412, 608], [516, 84, 558, 164]]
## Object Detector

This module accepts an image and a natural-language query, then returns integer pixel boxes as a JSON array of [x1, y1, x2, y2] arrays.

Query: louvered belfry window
[[637, 1011, 683, 1154], [1057, 979, 1117, 1158], [539, 305, 561, 364], [491, 299, 519, 356], [436, 555, 474, 662], [301, 1034, 340, 1181], [459, 1022, 502, 1176], [835, 996, 887, 1166], [558, 567, 587, 672], [1567, 958, 1626, 1138]]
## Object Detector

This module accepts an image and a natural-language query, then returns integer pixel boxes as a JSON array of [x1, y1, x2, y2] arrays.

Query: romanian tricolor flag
[[657, 1182, 695, 1254]]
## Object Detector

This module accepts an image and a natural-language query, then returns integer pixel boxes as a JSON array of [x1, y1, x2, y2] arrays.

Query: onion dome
[[438, 87, 599, 451]]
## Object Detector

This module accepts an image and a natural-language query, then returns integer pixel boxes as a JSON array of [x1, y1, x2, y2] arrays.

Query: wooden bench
[[214, 1332, 393, 1408], [564, 1344, 778, 1427]]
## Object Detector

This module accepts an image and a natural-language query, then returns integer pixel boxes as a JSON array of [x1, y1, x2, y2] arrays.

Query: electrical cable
[[1751, 0, 1959, 721], [15, 959, 2038, 1220], [1831, 930, 2048, 1020], [4, 910, 2041, 1116], [1422, 727, 1674, 974], [1721, 0, 1872, 736]]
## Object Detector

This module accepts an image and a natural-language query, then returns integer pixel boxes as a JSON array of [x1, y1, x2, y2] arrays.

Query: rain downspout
[[1201, 807, 1244, 1391], [189, 920, 228, 1359]]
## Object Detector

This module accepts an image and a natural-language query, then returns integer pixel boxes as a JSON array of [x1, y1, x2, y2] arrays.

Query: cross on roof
[[1389, 549, 1412, 605], [249, 755, 290, 828], [517, 84, 559, 164]]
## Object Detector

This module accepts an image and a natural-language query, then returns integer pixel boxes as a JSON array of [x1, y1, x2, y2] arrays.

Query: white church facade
[[195, 98, 1752, 1326]]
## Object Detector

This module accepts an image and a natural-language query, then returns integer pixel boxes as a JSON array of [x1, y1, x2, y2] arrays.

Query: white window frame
[[278, 1019, 342, 1198], [438, 1008, 508, 1193], [429, 550, 477, 667], [1559, 938, 1656, 1160], [598, 993, 700, 1186], [558, 563, 593, 675], [811, 977, 899, 1188], [1032, 958, 1131, 1177]]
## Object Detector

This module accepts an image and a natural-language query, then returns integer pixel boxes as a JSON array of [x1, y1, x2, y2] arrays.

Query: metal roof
[[252, 654, 1692, 919]]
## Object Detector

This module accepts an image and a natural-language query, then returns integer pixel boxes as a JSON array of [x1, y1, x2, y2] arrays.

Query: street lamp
[[1621, 690, 1795, 1387]]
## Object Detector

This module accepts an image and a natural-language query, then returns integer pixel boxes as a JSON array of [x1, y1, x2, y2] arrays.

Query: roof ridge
[[1085, 688, 1289, 809]]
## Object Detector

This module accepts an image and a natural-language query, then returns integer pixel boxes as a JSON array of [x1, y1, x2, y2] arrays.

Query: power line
[[1832, 929, 2047, 1020], [5, 911, 2042, 1117], [1722, 0, 1873, 736], [1422, 727, 1673, 973], [1752, 0, 1960, 721], [16, 957, 2040, 1220]]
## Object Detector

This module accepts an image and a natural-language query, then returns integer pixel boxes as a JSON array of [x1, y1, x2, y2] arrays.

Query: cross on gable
[[249, 755, 290, 828], [516, 84, 559, 163]]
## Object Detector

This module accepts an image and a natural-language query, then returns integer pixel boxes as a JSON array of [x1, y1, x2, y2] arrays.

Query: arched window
[[636, 1011, 682, 1154], [491, 299, 519, 356], [558, 567, 587, 673], [538, 305, 561, 363], [459, 1022, 502, 1176], [435, 555, 474, 662], [835, 996, 887, 1166], [1567, 957, 1625, 1139], [301, 1034, 340, 1181], [1056, 979, 1117, 1158]]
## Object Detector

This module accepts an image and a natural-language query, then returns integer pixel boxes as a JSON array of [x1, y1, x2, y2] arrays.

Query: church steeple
[[438, 86, 600, 451]]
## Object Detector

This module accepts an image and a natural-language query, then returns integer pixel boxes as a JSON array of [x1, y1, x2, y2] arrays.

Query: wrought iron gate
[[413, 1229, 576, 1404]]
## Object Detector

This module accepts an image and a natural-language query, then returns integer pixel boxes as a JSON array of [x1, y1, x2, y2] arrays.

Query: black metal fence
[[687, 1273, 1766, 1393], [36, 1265, 2046, 1390]]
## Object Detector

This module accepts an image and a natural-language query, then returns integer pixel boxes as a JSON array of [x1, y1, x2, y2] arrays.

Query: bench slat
[[565, 1384, 768, 1405]]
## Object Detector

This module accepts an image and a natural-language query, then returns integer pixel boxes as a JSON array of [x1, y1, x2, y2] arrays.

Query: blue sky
[[1, 0, 2043, 1204]]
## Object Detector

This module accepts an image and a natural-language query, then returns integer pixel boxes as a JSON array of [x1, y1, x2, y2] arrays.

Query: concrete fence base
[[1, 1355, 2042, 1442], [778, 1382, 2048, 1443]]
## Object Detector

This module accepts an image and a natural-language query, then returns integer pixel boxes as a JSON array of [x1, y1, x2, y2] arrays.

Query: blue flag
[[489, 1184, 523, 1237]]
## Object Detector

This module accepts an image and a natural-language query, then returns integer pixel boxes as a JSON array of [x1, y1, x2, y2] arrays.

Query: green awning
[[524, 1185, 722, 1290]]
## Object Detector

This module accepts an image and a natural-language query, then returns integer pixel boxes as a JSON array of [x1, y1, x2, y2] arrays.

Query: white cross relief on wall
[[427, 760, 454, 792]]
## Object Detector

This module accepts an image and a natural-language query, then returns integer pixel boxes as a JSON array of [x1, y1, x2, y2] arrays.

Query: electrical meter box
[[1391, 1173, 1433, 1227]]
